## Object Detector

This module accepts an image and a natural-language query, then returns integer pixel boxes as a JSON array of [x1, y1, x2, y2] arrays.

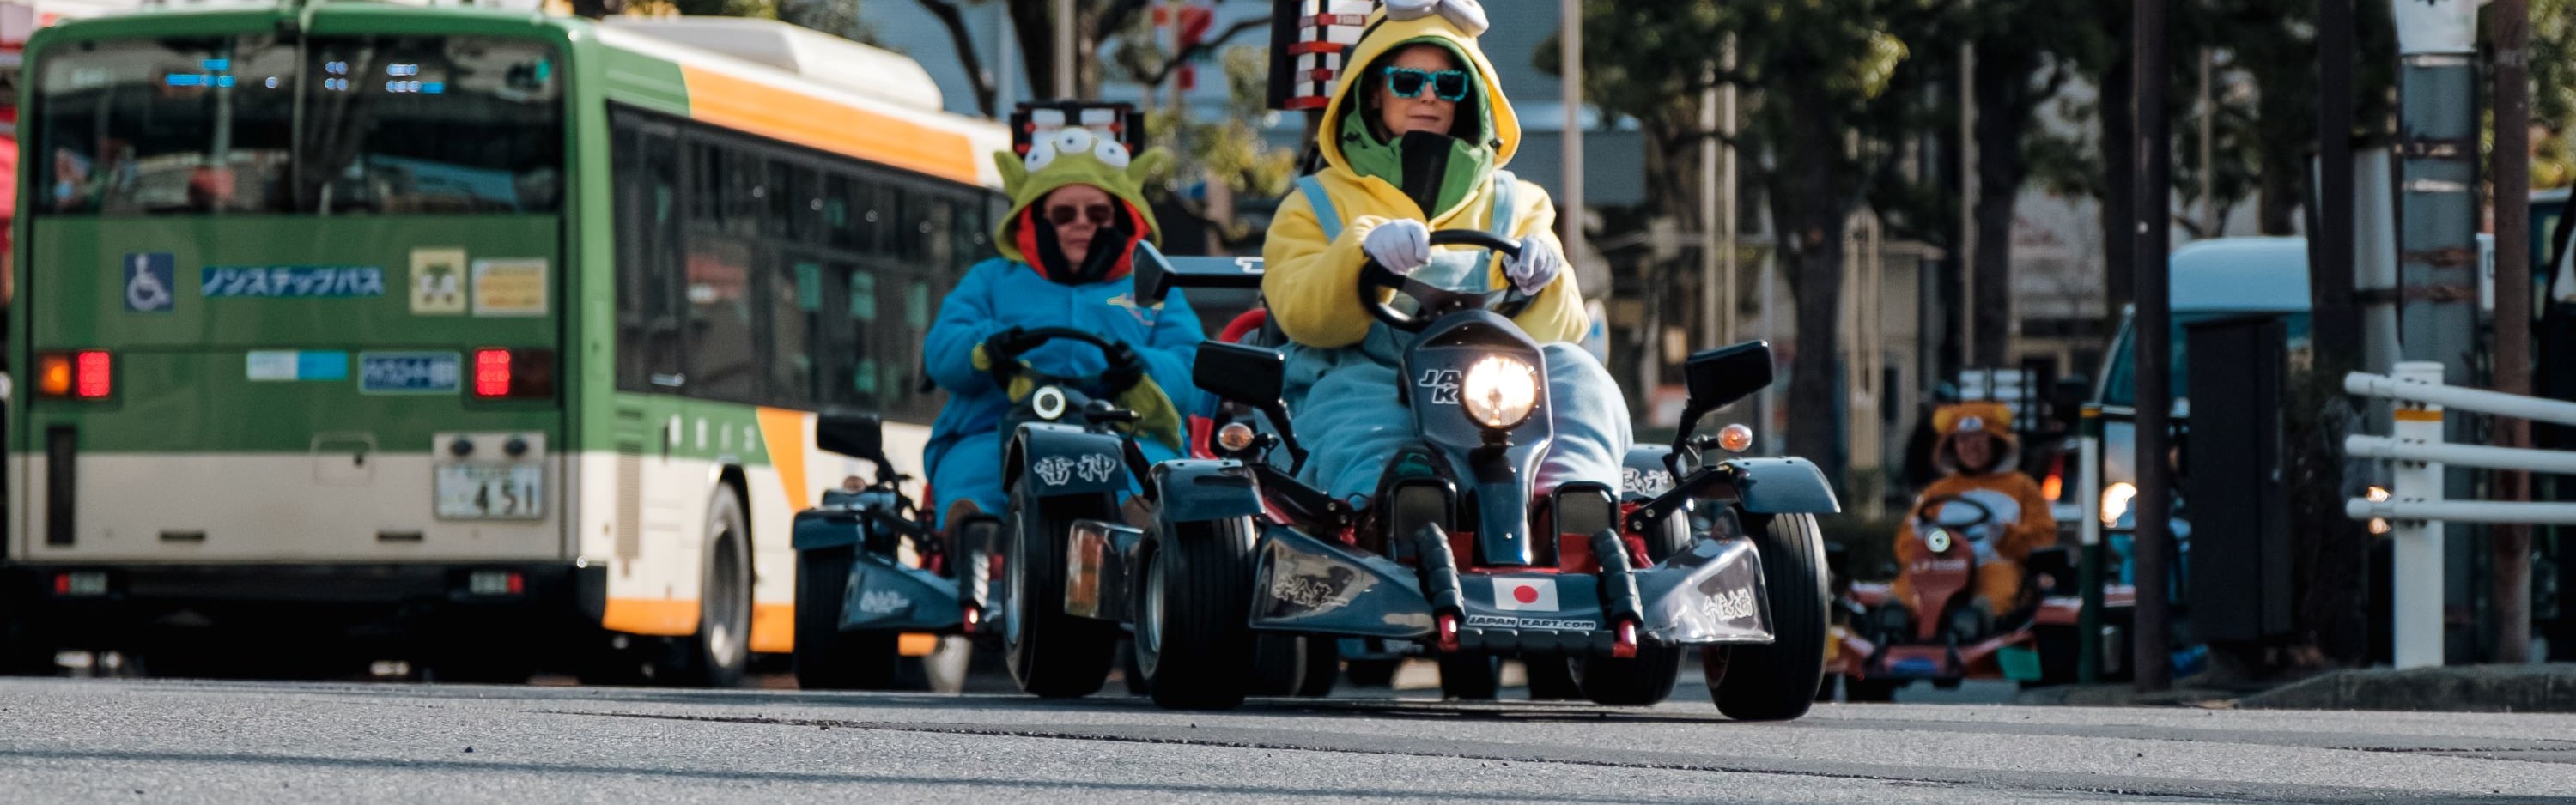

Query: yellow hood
[[1316, 4, 1522, 175]]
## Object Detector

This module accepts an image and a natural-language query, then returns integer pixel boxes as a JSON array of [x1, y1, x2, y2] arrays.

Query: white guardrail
[[2342, 361, 2576, 669]]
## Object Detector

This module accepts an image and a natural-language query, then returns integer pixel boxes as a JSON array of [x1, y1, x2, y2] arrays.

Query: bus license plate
[[435, 463, 544, 519]]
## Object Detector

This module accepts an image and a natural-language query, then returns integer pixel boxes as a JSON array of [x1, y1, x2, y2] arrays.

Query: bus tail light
[[471, 348, 555, 400], [34, 350, 113, 400]]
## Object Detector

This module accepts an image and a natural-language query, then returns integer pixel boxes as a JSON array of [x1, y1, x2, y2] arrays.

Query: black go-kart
[[788, 411, 957, 691], [1096, 229, 1843, 716]]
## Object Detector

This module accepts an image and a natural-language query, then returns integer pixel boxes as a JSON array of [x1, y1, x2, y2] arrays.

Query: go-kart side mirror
[[1684, 340, 1774, 412], [1668, 341, 1774, 469], [2050, 374, 2091, 427], [817, 409, 893, 479], [1194, 341, 1308, 470], [1133, 241, 1265, 307]]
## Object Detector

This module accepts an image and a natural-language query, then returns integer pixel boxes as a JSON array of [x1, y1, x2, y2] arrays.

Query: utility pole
[[1958, 39, 1978, 378], [1702, 63, 1720, 348], [2490, 0, 2534, 664], [1054, 0, 1075, 98], [1720, 38, 1739, 344], [1560, 0, 1584, 267], [2198, 48, 2216, 236], [2133, 0, 2174, 694], [2389, 0, 2483, 668]]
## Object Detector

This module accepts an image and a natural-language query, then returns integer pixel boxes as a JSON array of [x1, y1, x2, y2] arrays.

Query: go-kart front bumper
[[1247, 524, 1779, 655]]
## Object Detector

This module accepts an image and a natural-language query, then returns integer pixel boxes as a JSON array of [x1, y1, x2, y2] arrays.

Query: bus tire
[[1001, 478, 1118, 698], [1714, 512, 1829, 721], [660, 488, 753, 687]]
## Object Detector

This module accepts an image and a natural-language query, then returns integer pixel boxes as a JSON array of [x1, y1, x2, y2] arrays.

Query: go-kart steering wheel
[[1356, 229, 1535, 332], [1906, 491, 1999, 530], [991, 326, 1126, 383]]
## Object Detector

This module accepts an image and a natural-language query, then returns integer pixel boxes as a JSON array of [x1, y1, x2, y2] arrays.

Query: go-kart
[[788, 411, 957, 690], [1096, 229, 1840, 716], [1823, 493, 2098, 700]]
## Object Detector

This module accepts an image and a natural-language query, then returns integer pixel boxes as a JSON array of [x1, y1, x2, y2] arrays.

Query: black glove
[[1099, 343, 1146, 393], [981, 326, 1038, 383]]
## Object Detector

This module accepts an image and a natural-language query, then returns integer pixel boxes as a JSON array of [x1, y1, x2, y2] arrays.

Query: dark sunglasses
[[1046, 203, 1117, 227], [1381, 67, 1470, 102]]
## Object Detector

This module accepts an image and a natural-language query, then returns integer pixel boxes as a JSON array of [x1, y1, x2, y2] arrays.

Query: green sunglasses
[[1381, 67, 1470, 102]]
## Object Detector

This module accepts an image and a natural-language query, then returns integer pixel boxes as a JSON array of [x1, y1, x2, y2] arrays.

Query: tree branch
[[1138, 18, 1270, 88], [917, 0, 999, 118]]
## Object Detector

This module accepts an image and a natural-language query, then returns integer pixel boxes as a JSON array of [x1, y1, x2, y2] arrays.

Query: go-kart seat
[[1218, 307, 1278, 347]]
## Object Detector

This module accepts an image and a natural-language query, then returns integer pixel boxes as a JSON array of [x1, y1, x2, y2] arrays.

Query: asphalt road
[[1, 675, 2570, 804]]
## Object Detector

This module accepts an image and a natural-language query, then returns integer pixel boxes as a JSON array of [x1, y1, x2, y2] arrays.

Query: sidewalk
[[2014, 663, 2576, 712]]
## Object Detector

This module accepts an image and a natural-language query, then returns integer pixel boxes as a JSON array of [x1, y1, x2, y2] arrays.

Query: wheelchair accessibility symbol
[[125, 252, 176, 312]]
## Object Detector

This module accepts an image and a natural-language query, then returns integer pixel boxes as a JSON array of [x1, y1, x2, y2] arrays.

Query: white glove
[[1503, 235, 1564, 294], [1361, 219, 1432, 275]]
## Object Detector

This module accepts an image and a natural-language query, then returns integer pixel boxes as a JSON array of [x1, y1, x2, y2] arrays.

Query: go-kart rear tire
[[1437, 654, 1500, 700], [793, 546, 908, 691], [1002, 481, 1120, 699], [1714, 511, 1829, 721], [1133, 517, 1261, 710]]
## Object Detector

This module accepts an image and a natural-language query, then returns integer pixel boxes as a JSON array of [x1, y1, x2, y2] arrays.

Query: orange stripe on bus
[[750, 602, 795, 655], [603, 597, 700, 636], [681, 66, 978, 185], [756, 407, 812, 516], [2393, 409, 2444, 421]]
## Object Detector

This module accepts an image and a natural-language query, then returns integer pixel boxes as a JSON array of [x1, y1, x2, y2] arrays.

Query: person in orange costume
[[1890, 401, 2057, 622]]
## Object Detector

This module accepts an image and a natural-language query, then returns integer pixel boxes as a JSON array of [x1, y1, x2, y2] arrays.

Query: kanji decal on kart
[[1035, 456, 1076, 486], [1704, 587, 1758, 622], [855, 590, 911, 615], [1416, 368, 1461, 405], [1261, 542, 1378, 617], [1076, 453, 1120, 483], [1492, 578, 1558, 610], [1622, 466, 1675, 497]]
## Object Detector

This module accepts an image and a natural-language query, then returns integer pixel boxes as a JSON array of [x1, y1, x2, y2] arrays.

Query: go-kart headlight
[[1460, 355, 1540, 431], [1033, 386, 1068, 421], [1924, 528, 1953, 554]]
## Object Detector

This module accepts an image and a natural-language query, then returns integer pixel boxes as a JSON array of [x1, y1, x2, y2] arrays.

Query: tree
[[1132, 47, 1300, 251], [1958, 0, 2099, 366], [1544, 0, 1946, 488]]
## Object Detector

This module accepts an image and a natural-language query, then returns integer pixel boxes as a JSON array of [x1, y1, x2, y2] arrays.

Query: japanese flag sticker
[[1493, 578, 1558, 611]]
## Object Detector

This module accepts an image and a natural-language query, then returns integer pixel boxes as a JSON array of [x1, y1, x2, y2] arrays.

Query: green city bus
[[2, 3, 1005, 683]]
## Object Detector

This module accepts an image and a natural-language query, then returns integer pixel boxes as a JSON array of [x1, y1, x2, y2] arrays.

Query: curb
[[2233, 664, 2576, 713]]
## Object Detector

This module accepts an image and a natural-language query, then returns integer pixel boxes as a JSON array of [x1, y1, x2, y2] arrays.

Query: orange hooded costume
[[1891, 402, 2057, 616]]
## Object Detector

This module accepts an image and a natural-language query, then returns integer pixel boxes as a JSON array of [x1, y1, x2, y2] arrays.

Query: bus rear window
[[35, 34, 561, 215], [35, 36, 298, 214]]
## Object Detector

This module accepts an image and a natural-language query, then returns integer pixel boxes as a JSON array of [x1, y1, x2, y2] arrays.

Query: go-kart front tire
[[1002, 481, 1120, 698], [793, 546, 908, 690], [1571, 509, 1692, 705], [1714, 511, 1829, 721], [1133, 517, 1260, 710]]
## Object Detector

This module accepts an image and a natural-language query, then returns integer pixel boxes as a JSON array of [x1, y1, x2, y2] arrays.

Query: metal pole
[[2489, 0, 2534, 664], [2132, 0, 2174, 693], [1959, 40, 1977, 373], [2393, 0, 2482, 669], [2391, 361, 2449, 668], [1559, 0, 1584, 263], [2077, 407, 2105, 683], [1721, 37, 1739, 344], [1054, 0, 1075, 98], [2198, 47, 2215, 236], [1702, 64, 1720, 348]]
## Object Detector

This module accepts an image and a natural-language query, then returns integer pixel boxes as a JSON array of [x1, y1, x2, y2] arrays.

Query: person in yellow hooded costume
[[1261, 0, 1628, 501], [1890, 401, 2057, 621]]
